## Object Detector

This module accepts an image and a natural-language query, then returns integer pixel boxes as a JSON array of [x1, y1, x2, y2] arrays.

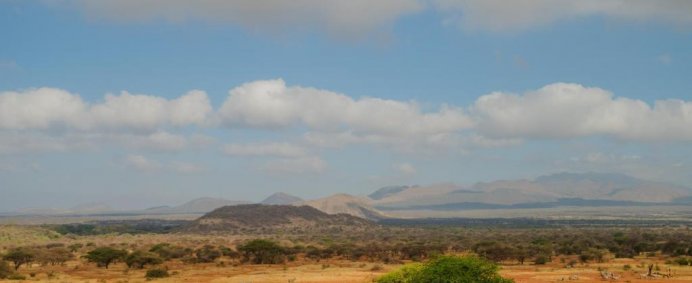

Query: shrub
[[674, 257, 690, 266], [145, 267, 169, 279], [238, 239, 286, 264], [534, 255, 549, 265], [125, 251, 163, 269], [195, 245, 221, 263], [377, 255, 513, 283], [0, 261, 12, 279], [6, 274, 26, 280], [149, 243, 189, 260], [83, 247, 127, 269]]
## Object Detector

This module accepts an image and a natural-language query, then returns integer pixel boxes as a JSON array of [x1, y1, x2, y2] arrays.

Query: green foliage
[[145, 267, 169, 279], [0, 261, 12, 279], [2, 247, 35, 270], [149, 243, 190, 260], [674, 257, 690, 266], [125, 251, 163, 269], [83, 247, 127, 269], [238, 239, 286, 264], [194, 245, 221, 263], [533, 255, 549, 265], [377, 255, 514, 283], [36, 247, 73, 266]]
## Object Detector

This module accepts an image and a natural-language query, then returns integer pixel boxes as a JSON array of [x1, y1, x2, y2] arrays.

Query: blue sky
[[1, 1, 691, 210]]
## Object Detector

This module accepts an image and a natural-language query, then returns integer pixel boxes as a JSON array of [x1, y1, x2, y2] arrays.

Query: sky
[[1, 0, 691, 211]]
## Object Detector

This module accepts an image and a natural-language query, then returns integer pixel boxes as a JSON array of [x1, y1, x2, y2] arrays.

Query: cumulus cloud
[[472, 83, 692, 142], [0, 88, 212, 131], [219, 79, 473, 137], [72, 0, 422, 38], [222, 142, 308, 158], [433, 0, 692, 32]]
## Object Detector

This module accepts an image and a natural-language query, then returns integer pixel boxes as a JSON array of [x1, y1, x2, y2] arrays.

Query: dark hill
[[182, 204, 373, 233]]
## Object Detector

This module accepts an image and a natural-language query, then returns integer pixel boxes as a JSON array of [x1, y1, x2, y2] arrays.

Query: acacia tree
[[83, 247, 127, 269], [2, 248, 35, 270], [124, 251, 163, 269], [238, 239, 286, 264]]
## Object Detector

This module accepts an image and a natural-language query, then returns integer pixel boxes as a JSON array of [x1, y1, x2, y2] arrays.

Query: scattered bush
[[194, 245, 221, 263], [125, 251, 163, 269], [145, 267, 169, 279], [238, 239, 286, 264]]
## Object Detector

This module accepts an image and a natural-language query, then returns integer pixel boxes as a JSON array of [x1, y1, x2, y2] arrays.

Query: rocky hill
[[182, 204, 373, 233], [301, 194, 387, 220]]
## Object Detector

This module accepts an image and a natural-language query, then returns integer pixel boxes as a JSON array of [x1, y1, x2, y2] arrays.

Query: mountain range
[[6, 172, 691, 220]]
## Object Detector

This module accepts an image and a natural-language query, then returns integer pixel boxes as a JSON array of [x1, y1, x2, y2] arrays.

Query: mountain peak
[[261, 192, 303, 205]]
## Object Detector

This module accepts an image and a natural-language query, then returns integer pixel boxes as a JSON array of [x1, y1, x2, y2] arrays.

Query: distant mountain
[[261, 192, 303, 205], [146, 197, 249, 214], [368, 185, 413, 200], [371, 172, 692, 211], [301, 194, 387, 220], [182, 204, 373, 233]]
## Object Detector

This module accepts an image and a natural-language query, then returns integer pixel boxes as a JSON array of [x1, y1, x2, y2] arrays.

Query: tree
[[194, 245, 221, 263], [377, 255, 514, 283], [36, 247, 73, 266], [2, 248, 35, 270], [237, 239, 286, 264], [124, 251, 163, 269], [149, 243, 190, 260], [83, 247, 127, 269]]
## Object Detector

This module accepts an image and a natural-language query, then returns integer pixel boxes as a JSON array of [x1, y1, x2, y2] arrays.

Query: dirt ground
[[3, 257, 692, 282]]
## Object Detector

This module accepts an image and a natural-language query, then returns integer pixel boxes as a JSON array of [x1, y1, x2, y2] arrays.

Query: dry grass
[[2, 225, 692, 282]]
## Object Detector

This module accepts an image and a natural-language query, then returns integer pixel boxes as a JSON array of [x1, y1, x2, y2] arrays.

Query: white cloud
[[219, 79, 473, 137], [0, 88, 212, 131], [124, 154, 161, 171], [395, 162, 417, 175], [472, 82, 692, 142], [262, 156, 327, 174], [72, 0, 422, 38], [0, 88, 87, 130], [222, 142, 308, 158], [434, 0, 692, 32]]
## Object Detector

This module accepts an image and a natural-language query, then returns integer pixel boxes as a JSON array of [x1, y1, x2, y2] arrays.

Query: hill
[[261, 192, 303, 205], [182, 204, 373, 233], [301, 194, 387, 220], [372, 172, 692, 211], [145, 197, 249, 214]]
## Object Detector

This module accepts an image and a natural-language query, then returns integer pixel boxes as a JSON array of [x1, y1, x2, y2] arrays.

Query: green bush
[[145, 267, 169, 279], [238, 239, 286, 264], [0, 261, 12, 279], [534, 255, 549, 265], [377, 255, 513, 283], [125, 251, 163, 269], [7, 274, 26, 280]]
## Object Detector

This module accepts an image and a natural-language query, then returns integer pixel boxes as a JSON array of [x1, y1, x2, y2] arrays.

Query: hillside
[[372, 172, 692, 211], [301, 194, 387, 220], [261, 192, 303, 205], [183, 204, 373, 233], [145, 197, 249, 214]]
